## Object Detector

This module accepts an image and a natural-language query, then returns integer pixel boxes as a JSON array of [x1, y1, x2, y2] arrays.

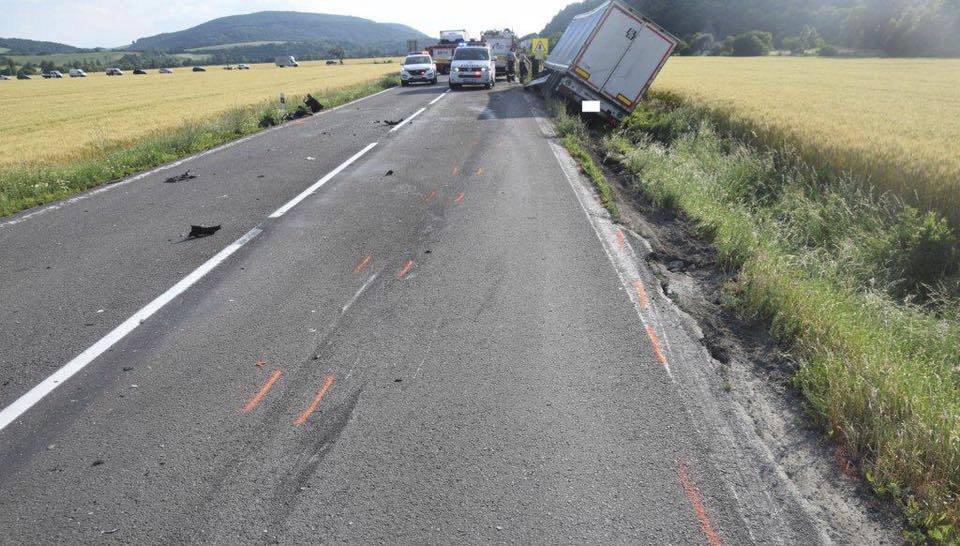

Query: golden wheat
[[653, 57, 960, 222], [0, 59, 400, 165]]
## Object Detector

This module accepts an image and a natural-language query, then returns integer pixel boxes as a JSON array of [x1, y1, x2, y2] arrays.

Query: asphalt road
[[0, 77, 827, 543]]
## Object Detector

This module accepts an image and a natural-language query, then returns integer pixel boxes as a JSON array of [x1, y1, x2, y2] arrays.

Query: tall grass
[[0, 75, 398, 218], [588, 100, 960, 542]]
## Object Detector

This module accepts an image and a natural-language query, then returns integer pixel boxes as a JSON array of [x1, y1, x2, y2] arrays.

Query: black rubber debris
[[188, 225, 221, 238], [164, 171, 196, 184], [384, 170, 394, 176], [304, 94, 324, 113], [381, 118, 404, 126]]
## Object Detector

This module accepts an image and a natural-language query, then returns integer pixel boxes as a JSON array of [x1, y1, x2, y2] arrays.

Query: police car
[[448, 43, 495, 90], [400, 52, 438, 86]]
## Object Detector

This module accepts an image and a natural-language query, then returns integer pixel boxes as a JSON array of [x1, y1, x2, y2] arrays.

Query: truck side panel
[[571, 4, 635, 93], [545, 2, 607, 72], [601, 25, 675, 108]]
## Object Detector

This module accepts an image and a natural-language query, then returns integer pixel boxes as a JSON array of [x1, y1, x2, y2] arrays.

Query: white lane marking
[[0, 227, 263, 432], [0, 86, 396, 230], [429, 90, 451, 105], [269, 142, 378, 218], [388, 108, 426, 133]]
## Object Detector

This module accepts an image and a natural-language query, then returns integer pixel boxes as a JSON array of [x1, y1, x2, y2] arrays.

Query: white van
[[69, 69, 86, 78]]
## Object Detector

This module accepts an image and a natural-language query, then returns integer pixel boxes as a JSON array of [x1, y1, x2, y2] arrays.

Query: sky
[[0, 0, 575, 48]]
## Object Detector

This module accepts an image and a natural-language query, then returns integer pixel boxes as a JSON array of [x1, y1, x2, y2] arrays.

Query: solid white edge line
[[389, 107, 426, 133], [269, 142, 378, 218], [0, 86, 397, 230], [0, 227, 264, 432]]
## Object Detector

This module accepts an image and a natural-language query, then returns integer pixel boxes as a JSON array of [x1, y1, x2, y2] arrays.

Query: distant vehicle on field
[[275, 56, 299, 67], [192, 66, 207, 72], [42, 71, 64, 79], [69, 68, 86, 77], [105, 68, 124, 76], [17, 73, 31, 80], [159, 67, 174, 74], [449, 44, 495, 90], [133, 68, 148, 75], [237, 64, 251, 70], [0, 75, 11, 80], [400, 53, 437, 86]]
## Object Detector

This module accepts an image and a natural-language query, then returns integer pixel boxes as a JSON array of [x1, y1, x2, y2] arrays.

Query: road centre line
[[269, 142, 378, 218], [429, 89, 451, 105], [0, 86, 394, 230], [0, 227, 263, 432], [389, 108, 426, 133]]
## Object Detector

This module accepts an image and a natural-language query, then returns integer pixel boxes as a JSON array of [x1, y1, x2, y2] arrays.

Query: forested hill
[[129, 11, 430, 54], [540, 0, 960, 57], [0, 38, 80, 55]]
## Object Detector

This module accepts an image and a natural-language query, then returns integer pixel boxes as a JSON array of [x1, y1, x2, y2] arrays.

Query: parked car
[[192, 66, 206, 72], [159, 67, 173, 74], [275, 56, 299, 67], [133, 68, 148, 75], [105, 68, 124, 76], [449, 44, 495, 90], [400, 53, 438, 86], [0, 75, 11, 80], [42, 71, 64, 79], [17, 74, 31, 80], [69, 68, 87, 77], [224, 65, 235, 70], [237, 64, 250, 70]]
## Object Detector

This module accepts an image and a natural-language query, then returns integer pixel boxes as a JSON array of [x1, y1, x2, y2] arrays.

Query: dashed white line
[[269, 142, 378, 218], [0, 227, 263, 432], [429, 90, 451, 105], [389, 107, 426, 133]]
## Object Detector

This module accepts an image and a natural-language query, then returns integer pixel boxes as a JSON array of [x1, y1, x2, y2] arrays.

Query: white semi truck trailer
[[533, 0, 678, 124]]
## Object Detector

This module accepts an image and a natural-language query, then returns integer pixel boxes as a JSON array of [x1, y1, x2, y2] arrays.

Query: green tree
[[799, 25, 823, 50], [731, 31, 773, 56]]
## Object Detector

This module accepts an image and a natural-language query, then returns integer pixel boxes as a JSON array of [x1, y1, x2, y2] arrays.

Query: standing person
[[518, 53, 530, 83]]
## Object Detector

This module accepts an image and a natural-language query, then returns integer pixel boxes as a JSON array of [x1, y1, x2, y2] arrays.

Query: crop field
[[652, 57, 960, 224], [0, 58, 399, 166]]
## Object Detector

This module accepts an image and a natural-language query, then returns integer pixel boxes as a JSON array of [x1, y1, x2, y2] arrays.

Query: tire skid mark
[[353, 254, 374, 275], [679, 461, 724, 546], [396, 259, 414, 280], [292, 374, 335, 426], [240, 369, 283, 414]]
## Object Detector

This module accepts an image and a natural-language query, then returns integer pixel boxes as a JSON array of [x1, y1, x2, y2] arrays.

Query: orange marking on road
[[454, 192, 465, 205], [633, 280, 650, 310], [645, 325, 667, 366], [475, 167, 483, 176], [678, 462, 723, 546], [422, 189, 438, 204], [292, 374, 335, 426], [353, 254, 373, 275], [241, 369, 282, 414], [452, 166, 461, 176], [255, 360, 267, 368], [616, 229, 626, 249], [396, 259, 414, 279]]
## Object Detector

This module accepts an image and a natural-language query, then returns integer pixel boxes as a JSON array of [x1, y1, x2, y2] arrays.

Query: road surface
[[0, 78, 827, 543]]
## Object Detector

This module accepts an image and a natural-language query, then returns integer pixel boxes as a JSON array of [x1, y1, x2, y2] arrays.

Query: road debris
[[379, 118, 404, 126], [188, 225, 221, 238], [164, 171, 196, 184], [100, 528, 119, 535], [91, 459, 105, 467], [122, 366, 134, 372], [384, 170, 394, 176], [304, 94, 324, 113]]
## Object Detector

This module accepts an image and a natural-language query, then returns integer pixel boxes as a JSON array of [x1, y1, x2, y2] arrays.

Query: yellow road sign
[[531, 38, 549, 60]]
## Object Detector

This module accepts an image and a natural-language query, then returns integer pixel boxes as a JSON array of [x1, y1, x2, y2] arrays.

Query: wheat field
[[653, 57, 960, 223], [0, 59, 400, 165]]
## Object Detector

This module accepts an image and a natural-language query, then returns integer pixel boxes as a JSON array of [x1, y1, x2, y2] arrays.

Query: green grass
[[549, 101, 619, 221], [565, 97, 960, 542], [0, 75, 398, 218]]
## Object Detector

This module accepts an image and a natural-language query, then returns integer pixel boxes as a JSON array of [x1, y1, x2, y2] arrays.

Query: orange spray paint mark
[[633, 280, 650, 310], [475, 167, 483, 176], [833, 445, 859, 480], [645, 325, 667, 366], [423, 189, 438, 204], [396, 259, 414, 279], [452, 166, 461, 176], [616, 229, 626, 249], [241, 369, 283, 414], [293, 374, 335, 426], [454, 192, 465, 205], [353, 254, 373, 275], [678, 462, 723, 546]]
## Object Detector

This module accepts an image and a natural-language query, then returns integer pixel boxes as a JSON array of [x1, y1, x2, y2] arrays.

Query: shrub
[[731, 31, 773, 56], [818, 45, 840, 57]]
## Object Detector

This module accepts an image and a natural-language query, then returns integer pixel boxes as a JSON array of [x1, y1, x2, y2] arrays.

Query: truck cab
[[449, 44, 495, 90]]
